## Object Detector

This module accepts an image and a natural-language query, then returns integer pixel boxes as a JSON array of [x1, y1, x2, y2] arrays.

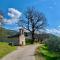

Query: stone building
[[19, 29, 25, 45], [8, 28, 26, 46]]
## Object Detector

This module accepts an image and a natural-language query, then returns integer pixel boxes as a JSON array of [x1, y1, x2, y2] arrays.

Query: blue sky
[[0, 0, 60, 30]]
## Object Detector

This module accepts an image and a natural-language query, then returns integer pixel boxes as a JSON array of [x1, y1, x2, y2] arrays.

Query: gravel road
[[1, 45, 36, 60]]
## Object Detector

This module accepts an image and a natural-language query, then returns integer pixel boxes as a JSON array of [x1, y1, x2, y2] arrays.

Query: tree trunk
[[31, 30, 35, 44]]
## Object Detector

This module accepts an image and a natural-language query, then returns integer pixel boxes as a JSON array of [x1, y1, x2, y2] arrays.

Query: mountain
[[0, 27, 17, 36], [0, 27, 18, 41], [0, 27, 59, 42]]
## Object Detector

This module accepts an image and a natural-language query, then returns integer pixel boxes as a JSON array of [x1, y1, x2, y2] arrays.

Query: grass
[[35, 44, 45, 60], [0, 42, 16, 58], [35, 44, 60, 60]]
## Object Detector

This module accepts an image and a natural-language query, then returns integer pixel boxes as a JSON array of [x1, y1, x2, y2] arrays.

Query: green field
[[0, 42, 16, 58], [35, 44, 60, 60]]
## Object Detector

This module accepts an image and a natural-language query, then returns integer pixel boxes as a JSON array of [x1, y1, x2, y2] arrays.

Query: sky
[[0, 0, 60, 35]]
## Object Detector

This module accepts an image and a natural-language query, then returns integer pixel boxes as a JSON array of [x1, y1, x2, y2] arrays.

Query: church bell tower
[[19, 28, 25, 46]]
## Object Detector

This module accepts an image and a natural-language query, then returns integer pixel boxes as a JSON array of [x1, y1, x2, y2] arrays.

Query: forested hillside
[[0, 27, 17, 41]]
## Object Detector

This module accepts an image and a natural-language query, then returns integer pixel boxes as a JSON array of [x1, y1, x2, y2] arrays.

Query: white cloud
[[8, 8, 22, 18], [5, 19, 20, 24], [4, 8, 22, 24], [4, 19, 12, 24], [4, 19, 17, 24], [46, 28, 60, 36]]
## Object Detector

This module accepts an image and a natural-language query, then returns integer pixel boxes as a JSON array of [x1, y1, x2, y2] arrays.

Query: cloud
[[46, 28, 60, 33], [4, 18, 20, 24], [4, 19, 17, 24], [4, 8, 22, 24], [8, 8, 22, 18], [46, 28, 60, 36]]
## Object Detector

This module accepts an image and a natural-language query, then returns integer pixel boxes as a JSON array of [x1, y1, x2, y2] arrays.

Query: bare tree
[[18, 8, 47, 43]]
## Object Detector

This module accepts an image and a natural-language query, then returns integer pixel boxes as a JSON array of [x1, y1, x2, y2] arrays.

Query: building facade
[[19, 29, 25, 45]]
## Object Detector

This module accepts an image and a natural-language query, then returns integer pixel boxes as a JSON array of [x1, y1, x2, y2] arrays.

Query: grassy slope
[[35, 34, 60, 60], [0, 42, 16, 58], [36, 44, 60, 60], [0, 28, 17, 58]]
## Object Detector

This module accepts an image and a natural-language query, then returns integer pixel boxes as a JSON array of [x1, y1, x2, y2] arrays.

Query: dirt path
[[1, 45, 36, 60]]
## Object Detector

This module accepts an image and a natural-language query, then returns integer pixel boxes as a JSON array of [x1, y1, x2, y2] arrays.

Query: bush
[[8, 42, 14, 46], [44, 36, 60, 52], [25, 39, 32, 45]]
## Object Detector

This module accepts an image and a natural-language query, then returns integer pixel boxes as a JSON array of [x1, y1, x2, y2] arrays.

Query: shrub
[[25, 39, 32, 45], [44, 36, 60, 52]]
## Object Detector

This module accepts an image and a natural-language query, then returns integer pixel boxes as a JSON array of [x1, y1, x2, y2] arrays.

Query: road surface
[[1, 45, 36, 60]]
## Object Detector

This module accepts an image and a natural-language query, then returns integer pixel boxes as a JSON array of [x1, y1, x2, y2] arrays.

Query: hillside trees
[[45, 35, 60, 52]]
